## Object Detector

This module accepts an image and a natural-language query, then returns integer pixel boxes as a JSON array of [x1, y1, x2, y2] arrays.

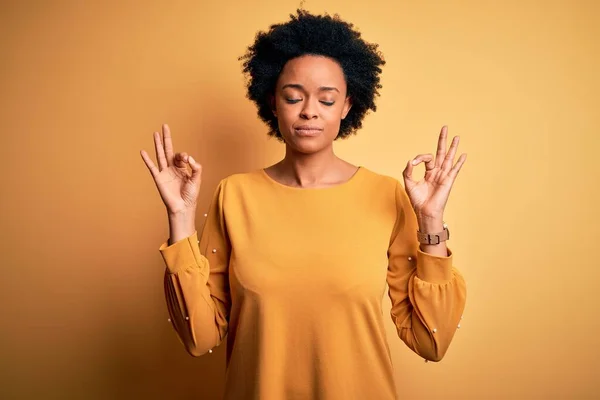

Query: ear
[[269, 93, 277, 117], [341, 95, 352, 120]]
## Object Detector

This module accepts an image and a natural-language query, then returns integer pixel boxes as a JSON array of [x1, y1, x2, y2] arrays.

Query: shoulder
[[221, 169, 262, 185], [359, 167, 411, 213], [359, 166, 403, 191], [213, 169, 265, 195]]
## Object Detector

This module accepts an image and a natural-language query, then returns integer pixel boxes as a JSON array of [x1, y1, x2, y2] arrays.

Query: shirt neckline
[[259, 166, 365, 192]]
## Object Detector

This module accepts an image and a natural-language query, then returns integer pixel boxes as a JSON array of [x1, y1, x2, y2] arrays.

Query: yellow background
[[1, 0, 598, 398]]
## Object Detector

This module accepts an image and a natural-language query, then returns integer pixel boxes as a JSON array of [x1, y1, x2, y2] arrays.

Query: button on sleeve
[[159, 178, 232, 357], [386, 179, 467, 362]]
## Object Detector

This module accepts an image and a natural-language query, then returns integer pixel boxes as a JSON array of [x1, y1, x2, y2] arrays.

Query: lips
[[294, 125, 323, 136]]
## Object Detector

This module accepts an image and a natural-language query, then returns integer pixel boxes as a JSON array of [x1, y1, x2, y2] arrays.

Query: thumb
[[188, 156, 202, 184]]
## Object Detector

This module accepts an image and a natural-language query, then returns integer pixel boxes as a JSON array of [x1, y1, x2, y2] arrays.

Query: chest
[[227, 197, 394, 300]]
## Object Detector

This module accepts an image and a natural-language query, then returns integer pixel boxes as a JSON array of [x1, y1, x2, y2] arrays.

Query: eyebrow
[[281, 83, 340, 93]]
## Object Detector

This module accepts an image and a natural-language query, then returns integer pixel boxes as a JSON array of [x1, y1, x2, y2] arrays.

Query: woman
[[140, 9, 467, 400]]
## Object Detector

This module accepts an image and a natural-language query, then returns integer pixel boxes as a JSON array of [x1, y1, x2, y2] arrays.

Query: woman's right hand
[[140, 124, 202, 215]]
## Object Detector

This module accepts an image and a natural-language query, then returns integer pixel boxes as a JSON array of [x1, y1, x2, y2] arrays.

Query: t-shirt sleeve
[[158, 178, 231, 357], [386, 179, 467, 362]]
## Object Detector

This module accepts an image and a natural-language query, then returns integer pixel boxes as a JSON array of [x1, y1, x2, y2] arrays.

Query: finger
[[140, 150, 159, 179], [174, 152, 189, 169], [403, 159, 416, 182], [412, 154, 435, 171], [448, 153, 467, 179], [188, 156, 203, 184], [154, 131, 168, 171], [434, 126, 448, 169], [442, 136, 460, 173], [162, 124, 174, 167]]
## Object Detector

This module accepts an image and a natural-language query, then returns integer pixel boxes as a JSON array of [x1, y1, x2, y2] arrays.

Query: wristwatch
[[417, 222, 449, 245]]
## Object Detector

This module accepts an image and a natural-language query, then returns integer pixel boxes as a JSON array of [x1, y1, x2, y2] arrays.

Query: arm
[[387, 180, 467, 362], [158, 179, 231, 357]]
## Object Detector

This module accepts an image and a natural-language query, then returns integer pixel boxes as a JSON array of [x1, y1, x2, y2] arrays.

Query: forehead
[[277, 55, 346, 90]]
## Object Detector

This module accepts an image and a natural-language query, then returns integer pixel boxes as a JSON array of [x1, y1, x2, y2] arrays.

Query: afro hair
[[239, 8, 386, 142]]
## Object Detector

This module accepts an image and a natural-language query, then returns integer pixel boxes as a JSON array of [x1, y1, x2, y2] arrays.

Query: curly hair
[[238, 8, 386, 142]]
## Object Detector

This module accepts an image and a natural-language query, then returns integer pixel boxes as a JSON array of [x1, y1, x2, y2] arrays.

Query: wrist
[[417, 216, 444, 233], [168, 207, 197, 220], [167, 209, 197, 245]]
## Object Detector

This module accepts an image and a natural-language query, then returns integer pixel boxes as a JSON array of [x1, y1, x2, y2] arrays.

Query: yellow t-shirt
[[159, 166, 467, 400]]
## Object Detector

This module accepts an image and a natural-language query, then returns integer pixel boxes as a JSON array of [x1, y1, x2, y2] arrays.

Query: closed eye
[[285, 99, 335, 106]]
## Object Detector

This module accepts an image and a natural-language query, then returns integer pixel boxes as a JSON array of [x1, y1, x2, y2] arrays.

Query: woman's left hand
[[402, 125, 467, 221]]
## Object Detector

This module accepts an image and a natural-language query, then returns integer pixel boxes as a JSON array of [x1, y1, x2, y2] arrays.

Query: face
[[270, 55, 352, 153]]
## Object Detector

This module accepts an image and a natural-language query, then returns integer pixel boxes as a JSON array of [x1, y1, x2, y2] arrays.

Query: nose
[[300, 99, 318, 119]]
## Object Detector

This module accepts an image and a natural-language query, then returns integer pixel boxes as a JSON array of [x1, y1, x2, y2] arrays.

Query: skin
[[262, 54, 468, 257], [265, 54, 358, 188], [140, 55, 468, 254]]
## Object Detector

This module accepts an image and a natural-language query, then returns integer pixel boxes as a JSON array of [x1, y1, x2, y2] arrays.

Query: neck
[[277, 144, 342, 187]]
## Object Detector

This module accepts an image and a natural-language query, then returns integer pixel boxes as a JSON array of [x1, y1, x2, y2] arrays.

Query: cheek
[[276, 106, 296, 125], [324, 104, 346, 123]]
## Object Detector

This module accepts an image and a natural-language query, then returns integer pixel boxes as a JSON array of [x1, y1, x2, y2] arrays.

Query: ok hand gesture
[[402, 126, 467, 221], [140, 124, 203, 215]]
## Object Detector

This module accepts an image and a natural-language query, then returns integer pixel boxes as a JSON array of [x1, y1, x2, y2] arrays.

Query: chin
[[281, 135, 325, 153]]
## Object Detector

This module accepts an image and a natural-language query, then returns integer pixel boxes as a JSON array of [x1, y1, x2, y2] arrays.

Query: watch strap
[[417, 223, 449, 245]]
